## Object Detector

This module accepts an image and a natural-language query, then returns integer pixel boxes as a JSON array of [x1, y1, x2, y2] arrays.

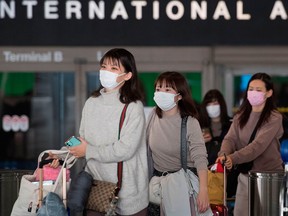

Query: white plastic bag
[[148, 175, 165, 205]]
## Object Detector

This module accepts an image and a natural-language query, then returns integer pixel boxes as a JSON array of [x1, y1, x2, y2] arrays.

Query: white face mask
[[206, 104, 221, 118], [153, 92, 179, 111], [99, 70, 125, 89]]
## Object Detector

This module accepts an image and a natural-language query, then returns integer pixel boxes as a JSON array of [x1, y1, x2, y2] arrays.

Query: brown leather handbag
[[86, 104, 127, 214]]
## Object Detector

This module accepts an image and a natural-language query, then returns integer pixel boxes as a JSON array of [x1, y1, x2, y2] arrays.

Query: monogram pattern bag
[[86, 179, 119, 214], [86, 104, 127, 215]]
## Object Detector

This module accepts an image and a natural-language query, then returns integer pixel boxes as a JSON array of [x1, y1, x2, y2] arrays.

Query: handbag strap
[[180, 116, 188, 171], [115, 104, 128, 196], [249, 121, 259, 143]]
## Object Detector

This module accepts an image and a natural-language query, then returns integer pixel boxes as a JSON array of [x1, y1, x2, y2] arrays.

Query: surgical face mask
[[247, 90, 266, 106], [153, 92, 179, 111], [99, 70, 125, 89], [206, 104, 221, 118]]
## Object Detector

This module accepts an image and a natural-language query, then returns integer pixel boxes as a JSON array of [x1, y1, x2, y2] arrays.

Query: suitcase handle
[[39, 159, 64, 168]]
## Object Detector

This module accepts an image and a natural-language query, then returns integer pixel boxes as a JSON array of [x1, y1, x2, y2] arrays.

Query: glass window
[[0, 72, 76, 169]]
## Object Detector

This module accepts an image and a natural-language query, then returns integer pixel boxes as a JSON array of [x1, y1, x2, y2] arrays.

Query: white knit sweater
[[79, 89, 149, 215]]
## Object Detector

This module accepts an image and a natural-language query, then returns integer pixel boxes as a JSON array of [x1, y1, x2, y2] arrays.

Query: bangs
[[101, 57, 121, 67], [155, 77, 177, 90], [206, 96, 218, 103]]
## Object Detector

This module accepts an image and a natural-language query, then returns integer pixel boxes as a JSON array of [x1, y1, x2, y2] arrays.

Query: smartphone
[[65, 136, 81, 147]]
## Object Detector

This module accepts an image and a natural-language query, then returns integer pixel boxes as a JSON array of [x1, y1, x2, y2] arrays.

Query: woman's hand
[[47, 152, 60, 168], [197, 187, 210, 213], [197, 169, 211, 213], [203, 132, 212, 143], [68, 137, 87, 158], [202, 128, 212, 143], [216, 155, 233, 170], [223, 155, 233, 170]]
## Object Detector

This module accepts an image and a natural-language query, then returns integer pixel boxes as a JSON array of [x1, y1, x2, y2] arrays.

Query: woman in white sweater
[[69, 48, 149, 216]]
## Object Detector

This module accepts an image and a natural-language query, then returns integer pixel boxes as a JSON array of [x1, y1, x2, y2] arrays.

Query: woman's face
[[155, 81, 182, 103], [206, 100, 221, 119], [247, 79, 272, 109], [154, 80, 182, 112], [100, 58, 132, 88]]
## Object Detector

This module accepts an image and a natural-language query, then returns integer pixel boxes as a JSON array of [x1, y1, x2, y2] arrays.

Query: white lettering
[[0, 0, 280, 22], [53, 51, 63, 62], [152, 0, 159, 20], [96, 51, 103, 61], [270, 0, 287, 20], [191, 1, 207, 20], [66, 0, 82, 19], [166, 0, 184, 20], [237, 1, 251, 20], [45, 1, 59, 19], [2, 51, 57, 62], [22, 0, 37, 19], [131, 1, 147, 20], [89, 0, 104, 19], [213, 1, 231, 20], [0, 0, 15, 18], [111, 1, 128, 19]]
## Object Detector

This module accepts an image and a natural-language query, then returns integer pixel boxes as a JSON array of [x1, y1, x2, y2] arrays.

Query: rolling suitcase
[[11, 150, 73, 216], [36, 158, 69, 216], [210, 163, 228, 216]]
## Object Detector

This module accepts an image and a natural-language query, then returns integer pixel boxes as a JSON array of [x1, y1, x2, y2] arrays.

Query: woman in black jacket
[[199, 89, 238, 198]]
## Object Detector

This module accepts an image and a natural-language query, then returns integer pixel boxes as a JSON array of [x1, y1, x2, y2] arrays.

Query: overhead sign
[[0, 0, 288, 46]]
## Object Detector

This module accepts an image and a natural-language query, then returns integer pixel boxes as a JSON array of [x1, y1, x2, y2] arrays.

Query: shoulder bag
[[86, 104, 128, 215]]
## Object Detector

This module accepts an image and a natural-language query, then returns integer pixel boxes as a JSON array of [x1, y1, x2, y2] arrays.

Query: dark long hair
[[200, 89, 230, 128], [154, 71, 199, 119], [92, 48, 143, 103], [237, 72, 278, 129]]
